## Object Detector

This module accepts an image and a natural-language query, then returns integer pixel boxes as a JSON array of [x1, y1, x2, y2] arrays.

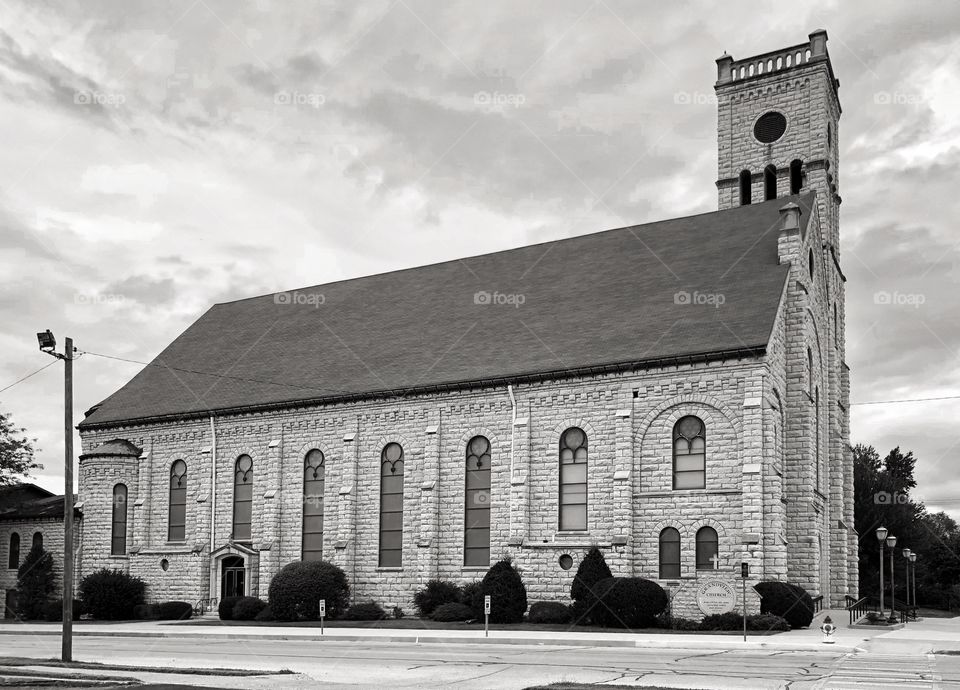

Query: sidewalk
[[0, 615, 869, 653]]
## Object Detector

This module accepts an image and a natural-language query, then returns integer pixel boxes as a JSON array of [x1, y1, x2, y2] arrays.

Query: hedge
[[218, 596, 243, 620], [590, 577, 667, 629], [430, 602, 475, 622], [231, 597, 266, 621], [344, 601, 388, 621], [753, 581, 814, 629], [158, 601, 193, 621], [528, 601, 571, 624], [79, 569, 146, 620], [268, 560, 350, 621], [42, 599, 82, 622], [413, 580, 462, 618]]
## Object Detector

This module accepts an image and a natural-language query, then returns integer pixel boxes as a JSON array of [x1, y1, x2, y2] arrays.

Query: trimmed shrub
[[570, 547, 612, 625], [134, 603, 161, 620], [218, 596, 243, 620], [480, 559, 527, 624], [79, 569, 146, 620], [392, 606, 405, 619], [254, 605, 274, 622], [430, 602, 475, 622], [268, 560, 350, 621], [232, 597, 266, 621], [413, 580, 462, 618], [753, 581, 814, 629], [42, 599, 82, 622], [158, 601, 193, 621], [460, 580, 483, 617], [670, 617, 701, 631], [591, 577, 668, 629], [17, 546, 56, 620], [344, 601, 388, 621], [747, 613, 790, 632], [528, 601, 571, 624], [700, 611, 743, 631]]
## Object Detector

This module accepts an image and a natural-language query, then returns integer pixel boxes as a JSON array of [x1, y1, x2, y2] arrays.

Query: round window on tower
[[754, 111, 787, 143]]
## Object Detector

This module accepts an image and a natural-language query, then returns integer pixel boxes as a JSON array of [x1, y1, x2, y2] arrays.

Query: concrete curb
[[0, 627, 863, 653]]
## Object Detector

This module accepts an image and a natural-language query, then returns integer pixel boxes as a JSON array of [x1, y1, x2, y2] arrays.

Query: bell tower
[[714, 30, 841, 252]]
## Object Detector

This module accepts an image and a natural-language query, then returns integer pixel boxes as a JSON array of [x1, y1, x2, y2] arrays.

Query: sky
[[1, 0, 959, 521]]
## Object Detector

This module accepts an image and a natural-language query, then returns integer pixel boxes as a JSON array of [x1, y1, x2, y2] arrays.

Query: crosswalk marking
[[815, 653, 940, 689]]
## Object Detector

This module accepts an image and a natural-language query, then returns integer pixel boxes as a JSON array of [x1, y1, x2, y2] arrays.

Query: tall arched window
[[168, 460, 187, 542], [764, 164, 777, 200], [7, 533, 19, 569], [379, 443, 404, 567], [739, 169, 752, 205], [464, 436, 491, 566], [659, 527, 681, 578], [790, 159, 803, 194], [809, 248, 815, 280], [111, 484, 127, 555], [559, 427, 588, 531], [807, 347, 814, 394], [32, 532, 42, 550], [302, 449, 325, 561], [695, 526, 719, 570], [232, 455, 253, 542], [673, 416, 706, 489]]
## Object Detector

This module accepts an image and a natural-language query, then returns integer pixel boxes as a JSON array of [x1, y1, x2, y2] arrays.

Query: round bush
[[480, 559, 527, 624], [753, 581, 814, 629], [254, 604, 274, 621], [79, 569, 146, 620], [268, 560, 350, 621], [430, 602, 475, 622], [42, 599, 82, 622], [591, 577, 668, 629], [158, 601, 193, 621], [231, 597, 267, 621], [528, 601, 571, 624], [218, 596, 243, 621], [413, 580, 462, 617], [459, 580, 483, 617], [570, 547, 612, 625], [344, 601, 388, 621]]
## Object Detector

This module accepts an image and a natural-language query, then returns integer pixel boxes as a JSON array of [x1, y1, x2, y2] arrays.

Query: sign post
[[740, 562, 749, 643], [319, 599, 326, 636], [484, 595, 491, 638]]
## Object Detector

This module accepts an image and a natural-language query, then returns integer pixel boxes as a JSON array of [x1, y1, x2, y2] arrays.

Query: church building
[[76, 30, 855, 618]]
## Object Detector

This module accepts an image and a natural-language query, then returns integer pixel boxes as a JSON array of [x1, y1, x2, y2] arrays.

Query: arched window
[[790, 159, 803, 194], [659, 527, 681, 578], [807, 347, 814, 394], [111, 484, 127, 555], [559, 427, 588, 531], [809, 248, 815, 280], [764, 164, 777, 200], [32, 532, 42, 550], [379, 443, 404, 567], [7, 533, 19, 569], [739, 170, 752, 205], [232, 455, 253, 542], [464, 436, 491, 566], [302, 449, 325, 561], [834, 304, 839, 345], [673, 416, 706, 489], [815, 387, 821, 490], [168, 460, 187, 542], [695, 526, 719, 570]]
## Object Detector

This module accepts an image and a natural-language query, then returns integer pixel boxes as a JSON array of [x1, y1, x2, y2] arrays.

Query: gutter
[[507, 384, 517, 480], [209, 415, 217, 599]]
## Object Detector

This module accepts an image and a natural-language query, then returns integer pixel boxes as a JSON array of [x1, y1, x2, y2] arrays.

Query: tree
[[16, 545, 56, 620], [0, 408, 40, 487]]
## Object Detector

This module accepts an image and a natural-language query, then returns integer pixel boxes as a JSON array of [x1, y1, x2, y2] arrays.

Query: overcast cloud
[[2, 0, 959, 520]]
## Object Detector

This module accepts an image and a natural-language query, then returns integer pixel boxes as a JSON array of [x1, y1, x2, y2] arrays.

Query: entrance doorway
[[221, 556, 245, 599]]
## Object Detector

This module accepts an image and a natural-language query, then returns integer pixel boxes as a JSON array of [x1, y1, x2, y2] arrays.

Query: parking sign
[[484, 595, 491, 615], [319, 599, 326, 617]]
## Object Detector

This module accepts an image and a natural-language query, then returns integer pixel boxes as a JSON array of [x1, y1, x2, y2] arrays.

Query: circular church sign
[[696, 580, 737, 615]]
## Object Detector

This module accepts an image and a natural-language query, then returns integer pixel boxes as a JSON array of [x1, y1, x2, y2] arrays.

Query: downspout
[[507, 384, 517, 480], [209, 415, 217, 600]]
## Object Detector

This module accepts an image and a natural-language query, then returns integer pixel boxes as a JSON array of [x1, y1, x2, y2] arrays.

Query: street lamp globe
[[902, 548, 912, 559], [909, 553, 917, 563], [876, 526, 888, 542], [887, 535, 897, 548]]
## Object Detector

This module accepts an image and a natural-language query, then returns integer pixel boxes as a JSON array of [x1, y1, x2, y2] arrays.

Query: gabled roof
[[0, 483, 54, 509], [80, 194, 814, 429]]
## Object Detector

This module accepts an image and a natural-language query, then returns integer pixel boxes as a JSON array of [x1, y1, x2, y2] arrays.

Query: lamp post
[[902, 549, 912, 613], [909, 552, 917, 618], [37, 330, 75, 662], [876, 526, 888, 613], [887, 534, 897, 622]]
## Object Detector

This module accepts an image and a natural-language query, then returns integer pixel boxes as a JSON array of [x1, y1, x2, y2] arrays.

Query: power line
[[79, 350, 359, 397], [0, 360, 58, 395], [852, 394, 960, 406]]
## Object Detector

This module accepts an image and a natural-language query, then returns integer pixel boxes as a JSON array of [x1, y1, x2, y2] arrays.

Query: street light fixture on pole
[[902, 548, 912, 612], [876, 526, 888, 613], [909, 552, 917, 618], [886, 534, 897, 622], [37, 329, 75, 662]]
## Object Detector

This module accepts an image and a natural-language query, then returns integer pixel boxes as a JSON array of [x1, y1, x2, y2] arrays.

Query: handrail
[[193, 597, 218, 616], [846, 596, 874, 626], [812, 595, 824, 614]]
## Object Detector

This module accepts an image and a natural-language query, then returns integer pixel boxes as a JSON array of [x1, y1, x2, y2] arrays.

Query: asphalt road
[[0, 633, 957, 689]]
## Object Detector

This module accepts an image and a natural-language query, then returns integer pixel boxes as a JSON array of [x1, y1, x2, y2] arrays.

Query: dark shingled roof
[[0, 491, 78, 521], [78, 438, 143, 460], [80, 194, 813, 429]]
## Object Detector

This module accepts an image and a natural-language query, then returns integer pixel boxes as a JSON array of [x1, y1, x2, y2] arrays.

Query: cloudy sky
[[2, 1, 959, 520]]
